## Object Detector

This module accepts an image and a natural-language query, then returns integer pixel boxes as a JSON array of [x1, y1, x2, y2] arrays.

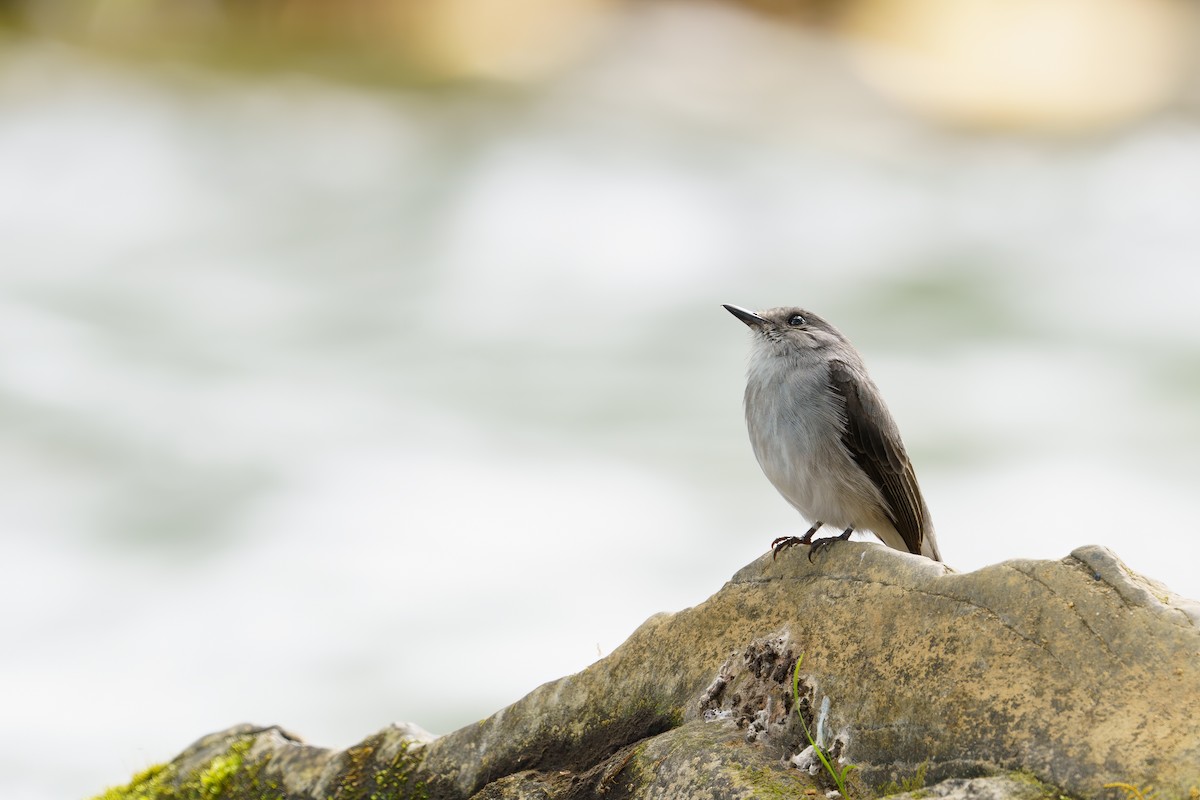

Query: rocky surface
[[93, 544, 1200, 800]]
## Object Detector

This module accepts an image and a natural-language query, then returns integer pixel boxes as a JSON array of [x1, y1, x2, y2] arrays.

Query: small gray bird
[[724, 304, 942, 562]]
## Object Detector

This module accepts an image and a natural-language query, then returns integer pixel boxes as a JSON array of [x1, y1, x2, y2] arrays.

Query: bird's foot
[[807, 527, 854, 563], [771, 536, 804, 560], [772, 521, 825, 561]]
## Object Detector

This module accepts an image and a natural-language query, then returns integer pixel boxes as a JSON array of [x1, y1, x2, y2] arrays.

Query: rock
[[882, 775, 1062, 800], [92, 544, 1200, 800]]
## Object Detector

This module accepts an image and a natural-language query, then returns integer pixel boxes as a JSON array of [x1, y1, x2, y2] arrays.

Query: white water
[[3, 15, 1200, 800]]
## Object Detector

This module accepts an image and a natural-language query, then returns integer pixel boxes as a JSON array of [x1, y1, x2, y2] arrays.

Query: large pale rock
[[93, 544, 1200, 800]]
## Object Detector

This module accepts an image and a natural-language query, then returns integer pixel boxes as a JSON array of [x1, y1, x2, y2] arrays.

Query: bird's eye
[[788, 314, 806, 327]]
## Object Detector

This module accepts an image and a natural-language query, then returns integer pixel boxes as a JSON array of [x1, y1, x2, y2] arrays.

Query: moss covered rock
[[93, 544, 1200, 800]]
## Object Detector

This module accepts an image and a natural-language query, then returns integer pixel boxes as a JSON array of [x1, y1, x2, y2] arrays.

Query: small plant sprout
[[792, 655, 857, 799]]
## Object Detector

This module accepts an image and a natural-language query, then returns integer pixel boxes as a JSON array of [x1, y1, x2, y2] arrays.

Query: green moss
[[1007, 770, 1077, 800], [89, 737, 280, 800], [729, 764, 813, 799], [197, 742, 248, 797], [92, 763, 176, 800], [878, 761, 929, 797], [331, 737, 428, 800], [370, 741, 429, 800], [331, 741, 377, 799], [202, 740, 281, 800]]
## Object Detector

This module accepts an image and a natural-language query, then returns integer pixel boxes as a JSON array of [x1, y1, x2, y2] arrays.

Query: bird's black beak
[[723, 304, 768, 327]]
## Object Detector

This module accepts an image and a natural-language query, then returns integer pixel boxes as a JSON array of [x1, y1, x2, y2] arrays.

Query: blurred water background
[[3, 1, 1200, 798]]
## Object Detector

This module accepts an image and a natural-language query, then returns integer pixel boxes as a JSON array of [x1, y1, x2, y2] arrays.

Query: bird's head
[[722, 304, 847, 355]]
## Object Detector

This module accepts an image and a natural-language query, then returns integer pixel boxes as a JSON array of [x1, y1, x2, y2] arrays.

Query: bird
[[723, 304, 942, 562]]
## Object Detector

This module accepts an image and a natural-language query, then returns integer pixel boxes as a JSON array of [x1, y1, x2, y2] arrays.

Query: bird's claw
[[807, 537, 839, 562], [806, 527, 855, 562], [771, 536, 803, 560]]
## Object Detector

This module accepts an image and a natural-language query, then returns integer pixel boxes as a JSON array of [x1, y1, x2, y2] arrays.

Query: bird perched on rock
[[724, 304, 942, 562]]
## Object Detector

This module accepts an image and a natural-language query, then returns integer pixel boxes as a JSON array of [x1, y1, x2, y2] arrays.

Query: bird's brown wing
[[827, 359, 926, 555]]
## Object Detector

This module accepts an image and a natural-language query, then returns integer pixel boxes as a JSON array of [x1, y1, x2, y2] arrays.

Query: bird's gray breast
[[743, 353, 876, 525]]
